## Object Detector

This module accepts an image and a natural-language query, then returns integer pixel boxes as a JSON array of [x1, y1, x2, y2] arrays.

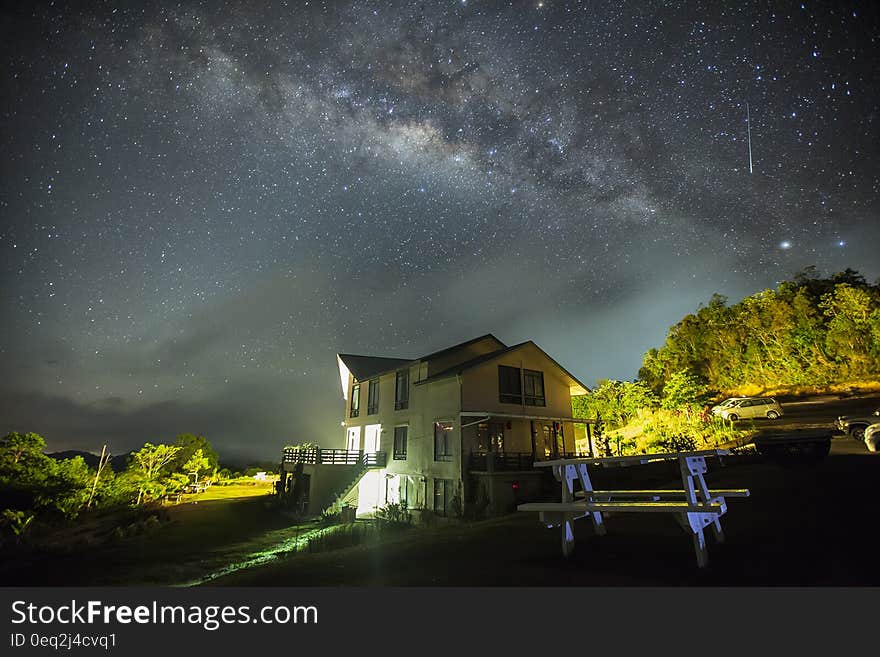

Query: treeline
[[639, 267, 880, 394], [0, 432, 219, 545]]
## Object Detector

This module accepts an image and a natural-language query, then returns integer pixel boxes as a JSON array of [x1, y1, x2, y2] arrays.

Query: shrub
[[376, 502, 412, 526]]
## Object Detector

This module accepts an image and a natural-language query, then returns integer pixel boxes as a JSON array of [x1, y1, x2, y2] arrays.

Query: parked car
[[712, 396, 783, 421], [835, 410, 880, 441], [864, 423, 880, 452]]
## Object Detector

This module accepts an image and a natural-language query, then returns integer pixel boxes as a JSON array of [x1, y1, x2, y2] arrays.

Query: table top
[[533, 449, 730, 468]]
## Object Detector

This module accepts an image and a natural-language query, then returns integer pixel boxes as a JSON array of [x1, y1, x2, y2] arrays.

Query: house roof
[[415, 342, 530, 384], [414, 340, 590, 393], [416, 333, 506, 362], [337, 334, 506, 383], [336, 354, 413, 381], [337, 334, 589, 394]]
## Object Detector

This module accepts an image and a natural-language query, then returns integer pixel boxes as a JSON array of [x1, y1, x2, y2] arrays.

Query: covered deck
[[460, 411, 596, 515]]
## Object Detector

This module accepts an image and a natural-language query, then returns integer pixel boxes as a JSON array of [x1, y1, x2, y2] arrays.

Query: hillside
[[639, 268, 880, 395], [47, 450, 132, 472]]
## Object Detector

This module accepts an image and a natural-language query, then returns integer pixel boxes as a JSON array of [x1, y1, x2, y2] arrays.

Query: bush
[[0, 509, 34, 547], [376, 502, 412, 526], [306, 524, 375, 553]]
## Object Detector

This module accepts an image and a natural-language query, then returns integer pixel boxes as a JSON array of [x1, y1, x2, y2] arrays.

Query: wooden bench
[[517, 450, 749, 567]]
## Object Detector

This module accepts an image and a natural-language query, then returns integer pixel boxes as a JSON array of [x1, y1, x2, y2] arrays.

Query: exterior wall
[[459, 342, 576, 420], [341, 363, 464, 517]]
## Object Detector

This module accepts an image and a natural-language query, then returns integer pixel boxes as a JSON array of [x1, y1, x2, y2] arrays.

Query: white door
[[346, 427, 361, 451], [364, 424, 381, 452]]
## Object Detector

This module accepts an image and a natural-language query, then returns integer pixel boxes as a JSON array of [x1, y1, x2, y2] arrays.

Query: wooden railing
[[283, 448, 387, 468]]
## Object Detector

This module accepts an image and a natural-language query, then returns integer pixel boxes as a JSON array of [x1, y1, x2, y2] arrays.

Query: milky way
[[1, 1, 878, 460]]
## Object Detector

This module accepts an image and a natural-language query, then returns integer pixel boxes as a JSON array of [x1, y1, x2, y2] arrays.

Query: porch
[[460, 412, 595, 516]]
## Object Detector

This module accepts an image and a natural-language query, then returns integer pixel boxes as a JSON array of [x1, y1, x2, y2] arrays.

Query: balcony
[[283, 447, 387, 468]]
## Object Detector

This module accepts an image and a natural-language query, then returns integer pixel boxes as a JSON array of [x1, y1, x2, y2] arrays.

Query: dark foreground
[[211, 438, 880, 586]]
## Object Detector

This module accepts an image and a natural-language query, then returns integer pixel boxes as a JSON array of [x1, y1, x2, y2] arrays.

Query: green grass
[[192, 481, 274, 501]]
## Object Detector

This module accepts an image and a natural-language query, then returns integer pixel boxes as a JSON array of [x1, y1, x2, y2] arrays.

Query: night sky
[[1, 1, 878, 462]]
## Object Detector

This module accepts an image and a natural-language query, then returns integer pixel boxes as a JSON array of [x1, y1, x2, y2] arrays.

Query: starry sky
[[1, 1, 878, 462]]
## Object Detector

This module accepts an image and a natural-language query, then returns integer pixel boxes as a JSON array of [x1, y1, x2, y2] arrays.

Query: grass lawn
[[192, 480, 275, 501]]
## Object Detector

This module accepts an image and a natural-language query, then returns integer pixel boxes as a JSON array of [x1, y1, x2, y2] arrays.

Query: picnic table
[[517, 449, 749, 568], [184, 480, 210, 494]]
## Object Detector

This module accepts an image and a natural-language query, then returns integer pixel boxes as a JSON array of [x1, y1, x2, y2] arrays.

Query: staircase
[[321, 463, 370, 515], [281, 447, 386, 517], [321, 451, 388, 515]]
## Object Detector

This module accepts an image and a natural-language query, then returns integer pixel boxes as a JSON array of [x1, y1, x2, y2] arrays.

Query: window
[[367, 378, 379, 415], [433, 478, 452, 517], [395, 369, 409, 410], [498, 365, 522, 404], [393, 425, 408, 460], [350, 383, 360, 418], [475, 422, 505, 452], [434, 422, 453, 462], [499, 366, 545, 406], [523, 370, 545, 406]]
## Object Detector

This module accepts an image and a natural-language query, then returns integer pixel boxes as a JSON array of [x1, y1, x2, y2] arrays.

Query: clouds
[[0, 375, 337, 463]]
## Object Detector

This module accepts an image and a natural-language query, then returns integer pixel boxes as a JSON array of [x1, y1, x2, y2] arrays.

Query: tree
[[169, 434, 218, 473], [0, 432, 92, 521], [0, 432, 46, 466], [661, 370, 710, 412], [820, 283, 880, 376], [573, 380, 658, 430], [130, 443, 181, 505], [182, 448, 210, 480], [641, 268, 880, 394]]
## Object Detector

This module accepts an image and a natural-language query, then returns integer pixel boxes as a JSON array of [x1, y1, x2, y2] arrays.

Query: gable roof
[[414, 340, 589, 393], [417, 333, 506, 362], [415, 342, 529, 384], [337, 354, 413, 381]]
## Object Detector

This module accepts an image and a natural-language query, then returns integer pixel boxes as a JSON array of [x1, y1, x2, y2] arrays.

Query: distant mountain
[[47, 450, 132, 471]]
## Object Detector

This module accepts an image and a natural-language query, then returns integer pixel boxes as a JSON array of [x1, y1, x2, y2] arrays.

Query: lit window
[[434, 422, 453, 462]]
